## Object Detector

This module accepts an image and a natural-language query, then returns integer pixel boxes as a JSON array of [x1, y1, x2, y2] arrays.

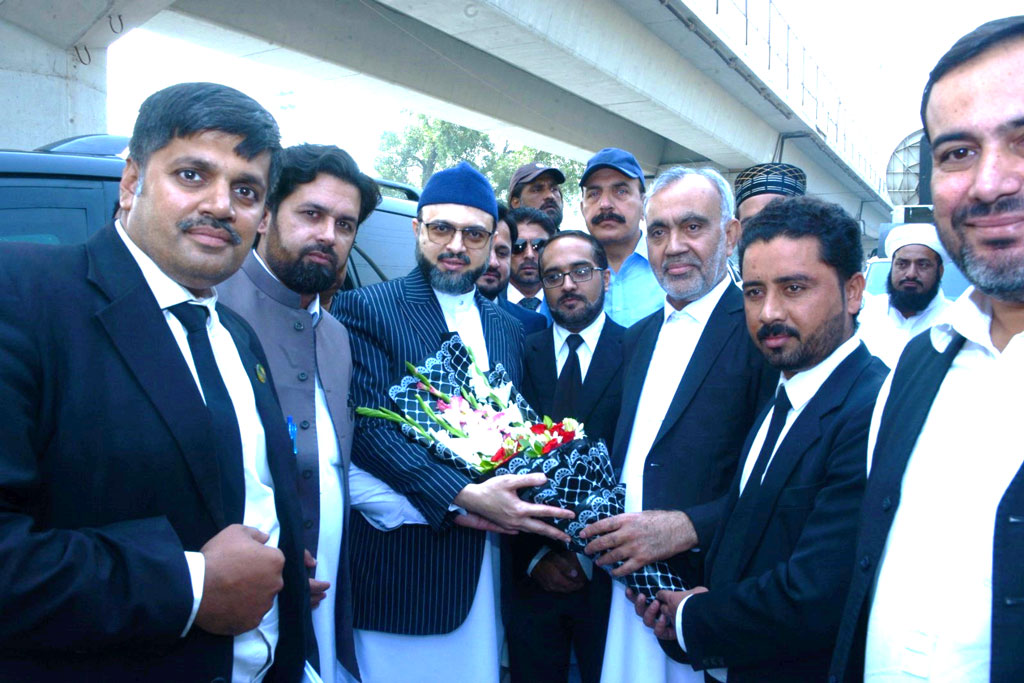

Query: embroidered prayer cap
[[884, 223, 950, 263], [509, 162, 565, 197], [734, 162, 807, 208], [418, 161, 498, 224], [580, 148, 645, 191]]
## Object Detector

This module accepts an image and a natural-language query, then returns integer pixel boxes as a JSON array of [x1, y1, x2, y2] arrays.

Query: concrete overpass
[[0, 0, 892, 234]]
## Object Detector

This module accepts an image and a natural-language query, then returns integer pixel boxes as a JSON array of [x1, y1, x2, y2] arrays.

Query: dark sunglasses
[[512, 237, 547, 255]]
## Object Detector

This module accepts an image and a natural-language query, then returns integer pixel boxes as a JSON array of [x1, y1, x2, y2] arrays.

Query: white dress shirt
[[600, 276, 733, 683], [864, 288, 1024, 682], [673, 334, 862, 682], [858, 290, 950, 368], [116, 223, 280, 683], [553, 311, 606, 380], [436, 287, 490, 371]]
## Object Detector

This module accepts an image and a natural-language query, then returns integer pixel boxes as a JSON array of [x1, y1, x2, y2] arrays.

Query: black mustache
[[591, 211, 626, 225], [898, 278, 922, 287], [177, 217, 242, 245], [438, 251, 471, 265], [757, 322, 800, 341], [952, 196, 1024, 225], [301, 243, 337, 265], [558, 293, 586, 306]]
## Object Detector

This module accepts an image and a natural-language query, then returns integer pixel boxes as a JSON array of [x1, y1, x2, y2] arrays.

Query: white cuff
[[349, 463, 429, 529], [675, 593, 696, 651], [181, 551, 205, 637], [526, 546, 552, 577]]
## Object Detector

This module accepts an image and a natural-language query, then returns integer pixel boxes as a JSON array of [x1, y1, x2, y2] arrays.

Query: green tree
[[376, 115, 585, 205], [375, 114, 493, 187]]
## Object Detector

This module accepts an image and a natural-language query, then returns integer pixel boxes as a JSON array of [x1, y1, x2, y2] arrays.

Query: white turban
[[884, 224, 949, 263]]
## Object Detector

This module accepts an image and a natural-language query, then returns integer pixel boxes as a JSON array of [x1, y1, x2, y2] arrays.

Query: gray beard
[[415, 244, 486, 295]]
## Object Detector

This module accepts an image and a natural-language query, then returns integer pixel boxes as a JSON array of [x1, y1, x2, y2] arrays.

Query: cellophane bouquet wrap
[[357, 334, 685, 597]]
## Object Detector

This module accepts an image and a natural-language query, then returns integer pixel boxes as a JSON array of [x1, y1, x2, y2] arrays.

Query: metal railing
[[686, 0, 886, 197]]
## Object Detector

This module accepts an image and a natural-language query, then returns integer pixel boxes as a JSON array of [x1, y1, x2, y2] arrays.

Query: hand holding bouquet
[[358, 335, 686, 597]]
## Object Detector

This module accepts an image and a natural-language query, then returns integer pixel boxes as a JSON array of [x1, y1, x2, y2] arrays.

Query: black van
[[0, 135, 417, 288]]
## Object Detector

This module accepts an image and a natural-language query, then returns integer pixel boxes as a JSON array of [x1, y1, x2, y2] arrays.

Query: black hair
[[267, 144, 382, 225], [739, 196, 863, 283], [129, 82, 281, 186], [921, 16, 1024, 140], [538, 229, 609, 270], [506, 206, 556, 237], [496, 201, 518, 242]]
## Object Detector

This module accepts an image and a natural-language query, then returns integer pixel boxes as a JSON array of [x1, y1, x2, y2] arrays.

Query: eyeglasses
[[512, 237, 547, 255], [541, 265, 605, 289], [422, 221, 494, 249]]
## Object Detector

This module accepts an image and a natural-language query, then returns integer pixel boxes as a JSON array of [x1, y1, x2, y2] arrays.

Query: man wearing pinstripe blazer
[[332, 162, 573, 682]]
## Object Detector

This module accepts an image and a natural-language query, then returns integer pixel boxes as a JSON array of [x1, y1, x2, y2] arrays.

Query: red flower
[[492, 447, 511, 464], [530, 423, 548, 435], [542, 439, 560, 454]]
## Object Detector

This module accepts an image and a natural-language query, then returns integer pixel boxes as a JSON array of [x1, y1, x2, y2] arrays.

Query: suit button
[[881, 496, 892, 511], [304, 519, 314, 529], [298, 371, 309, 381], [300, 420, 311, 429], [302, 469, 313, 479], [294, 321, 304, 331], [859, 555, 872, 571]]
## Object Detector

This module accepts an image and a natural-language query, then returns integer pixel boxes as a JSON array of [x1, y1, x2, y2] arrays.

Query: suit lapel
[[576, 322, 624, 423], [730, 345, 873, 578], [650, 285, 742, 451], [527, 328, 557, 418], [398, 269, 449, 351], [611, 313, 661, 470], [87, 226, 226, 528]]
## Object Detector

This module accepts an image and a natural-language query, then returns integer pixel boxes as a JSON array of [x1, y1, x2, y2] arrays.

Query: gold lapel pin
[[256, 363, 267, 383]]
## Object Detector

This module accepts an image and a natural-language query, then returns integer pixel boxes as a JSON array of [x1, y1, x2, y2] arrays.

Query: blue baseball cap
[[580, 147, 645, 191]]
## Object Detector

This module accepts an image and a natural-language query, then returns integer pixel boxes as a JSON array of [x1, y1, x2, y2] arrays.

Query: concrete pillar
[[0, 18, 107, 150]]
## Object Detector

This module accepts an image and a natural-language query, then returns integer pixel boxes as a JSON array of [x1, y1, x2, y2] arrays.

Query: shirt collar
[[661, 275, 732, 325], [929, 286, 1001, 355], [778, 334, 861, 413], [553, 312, 606, 353], [434, 287, 478, 315], [253, 249, 321, 322], [115, 219, 217, 314]]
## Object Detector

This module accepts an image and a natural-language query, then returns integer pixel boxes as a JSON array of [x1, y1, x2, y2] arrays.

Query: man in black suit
[[640, 197, 887, 682], [0, 83, 311, 682], [830, 17, 1024, 683], [580, 166, 777, 683], [476, 204, 547, 335], [508, 230, 624, 683], [332, 162, 571, 682]]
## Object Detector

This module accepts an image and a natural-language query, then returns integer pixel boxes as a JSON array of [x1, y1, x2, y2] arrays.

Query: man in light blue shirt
[[579, 148, 663, 328]]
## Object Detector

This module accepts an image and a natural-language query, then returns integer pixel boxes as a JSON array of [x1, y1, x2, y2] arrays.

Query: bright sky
[[107, 1, 1022, 187]]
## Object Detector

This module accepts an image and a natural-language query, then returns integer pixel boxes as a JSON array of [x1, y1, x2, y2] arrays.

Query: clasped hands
[[626, 585, 709, 642]]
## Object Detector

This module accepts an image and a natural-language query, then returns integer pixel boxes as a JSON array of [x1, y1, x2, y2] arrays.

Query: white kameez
[[353, 535, 502, 683]]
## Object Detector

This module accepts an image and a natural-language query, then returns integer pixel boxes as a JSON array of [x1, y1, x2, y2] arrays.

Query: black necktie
[[553, 333, 584, 420], [709, 386, 792, 585], [743, 386, 792, 494], [520, 296, 542, 311], [168, 302, 246, 524]]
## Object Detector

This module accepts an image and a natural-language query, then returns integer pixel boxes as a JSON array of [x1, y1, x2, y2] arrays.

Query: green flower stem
[[460, 386, 480, 409], [404, 362, 452, 403], [356, 406, 430, 439], [463, 345, 507, 410], [416, 395, 468, 438]]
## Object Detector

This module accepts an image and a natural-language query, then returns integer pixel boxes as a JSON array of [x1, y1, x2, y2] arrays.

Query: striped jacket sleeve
[[334, 287, 472, 532]]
